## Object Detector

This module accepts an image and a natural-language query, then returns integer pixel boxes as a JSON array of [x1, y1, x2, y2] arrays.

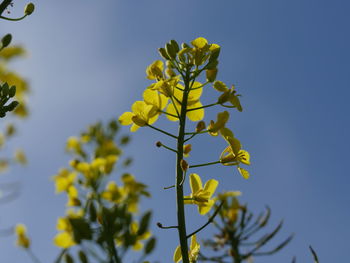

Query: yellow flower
[[101, 181, 123, 203], [54, 232, 75, 249], [66, 136, 81, 152], [119, 101, 158, 132], [66, 185, 81, 207], [130, 222, 152, 251], [15, 224, 30, 249], [214, 81, 243, 112], [184, 173, 218, 215], [53, 211, 82, 248], [173, 234, 200, 263], [143, 89, 169, 117], [146, 60, 164, 80], [166, 82, 204, 122], [219, 130, 251, 179], [207, 111, 230, 136], [52, 168, 77, 193]]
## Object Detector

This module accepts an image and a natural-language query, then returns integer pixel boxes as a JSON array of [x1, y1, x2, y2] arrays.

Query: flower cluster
[[119, 37, 252, 262], [52, 121, 155, 261]]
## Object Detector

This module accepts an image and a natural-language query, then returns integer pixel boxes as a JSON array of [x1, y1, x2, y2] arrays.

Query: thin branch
[[187, 103, 218, 112], [147, 124, 177, 139], [157, 222, 178, 229], [187, 201, 225, 238], [189, 160, 221, 168]]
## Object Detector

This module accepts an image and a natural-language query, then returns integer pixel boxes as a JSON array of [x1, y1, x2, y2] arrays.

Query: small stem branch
[[187, 201, 225, 238], [189, 160, 221, 168], [147, 124, 177, 139], [157, 222, 178, 229], [159, 143, 178, 153], [186, 103, 218, 112], [27, 249, 42, 263], [164, 185, 175, 190], [159, 110, 178, 118], [0, 14, 27, 21]]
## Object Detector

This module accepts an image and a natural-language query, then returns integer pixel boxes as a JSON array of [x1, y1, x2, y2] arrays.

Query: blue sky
[[1, 0, 350, 262]]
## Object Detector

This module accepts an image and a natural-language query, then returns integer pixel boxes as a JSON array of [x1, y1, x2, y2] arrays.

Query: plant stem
[[147, 124, 178, 139], [0, 0, 12, 16], [189, 160, 221, 168], [175, 68, 191, 263]]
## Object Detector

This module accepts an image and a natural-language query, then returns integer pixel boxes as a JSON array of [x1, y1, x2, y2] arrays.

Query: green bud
[[64, 253, 74, 263], [144, 237, 156, 254], [6, 101, 19, 112], [217, 91, 230, 104], [1, 34, 12, 49], [206, 59, 219, 70], [209, 48, 221, 63], [165, 42, 176, 59], [170, 40, 179, 53], [9, 86, 16, 98], [2, 83, 9, 97], [181, 43, 190, 49], [206, 68, 218, 82], [24, 3, 35, 16], [158, 48, 170, 60]]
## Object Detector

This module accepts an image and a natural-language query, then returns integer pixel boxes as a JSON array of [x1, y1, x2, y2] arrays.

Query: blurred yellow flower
[[15, 224, 30, 249]]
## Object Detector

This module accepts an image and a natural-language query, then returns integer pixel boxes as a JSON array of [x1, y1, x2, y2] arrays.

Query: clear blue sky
[[1, 0, 349, 262]]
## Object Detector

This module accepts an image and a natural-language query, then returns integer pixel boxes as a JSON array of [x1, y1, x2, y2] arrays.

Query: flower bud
[[196, 121, 206, 132], [206, 68, 218, 82], [158, 47, 170, 60], [165, 42, 177, 59], [180, 159, 189, 172], [183, 144, 192, 157], [24, 3, 35, 16], [156, 141, 162, 147], [1, 34, 12, 49]]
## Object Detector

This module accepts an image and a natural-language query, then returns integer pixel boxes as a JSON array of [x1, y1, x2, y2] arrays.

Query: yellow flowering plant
[[119, 37, 252, 263], [50, 120, 156, 262]]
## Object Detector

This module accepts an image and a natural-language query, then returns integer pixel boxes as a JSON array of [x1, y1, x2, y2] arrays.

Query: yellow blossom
[[173, 234, 200, 263], [208, 111, 230, 136], [166, 82, 204, 122], [119, 101, 158, 132], [15, 224, 30, 249], [184, 173, 218, 215], [52, 168, 77, 193], [101, 181, 123, 203]]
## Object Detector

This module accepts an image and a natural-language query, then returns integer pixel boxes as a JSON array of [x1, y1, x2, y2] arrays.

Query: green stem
[[159, 110, 178, 118], [147, 124, 177, 139], [186, 201, 224, 238], [0, 0, 12, 16], [189, 160, 221, 168], [27, 249, 42, 263], [0, 14, 27, 21], [160, 143, 178, 154], [175, 67, 191, 263], [186, 103, 218, 112]]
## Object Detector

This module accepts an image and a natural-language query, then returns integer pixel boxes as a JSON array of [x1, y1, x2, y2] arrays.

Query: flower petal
[[189, 173, 203, 195]]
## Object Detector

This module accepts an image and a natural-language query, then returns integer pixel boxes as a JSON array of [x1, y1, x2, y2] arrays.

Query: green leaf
[[69, 218, 92, 243], [144, 237, 156, 254], [138, 211, 151, 236]]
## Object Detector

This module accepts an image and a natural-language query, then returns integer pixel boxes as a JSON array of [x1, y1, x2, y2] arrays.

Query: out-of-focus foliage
[[0, 39, 29, 173], [198, 194, 293, 263], [50, 120, 155, 263]]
